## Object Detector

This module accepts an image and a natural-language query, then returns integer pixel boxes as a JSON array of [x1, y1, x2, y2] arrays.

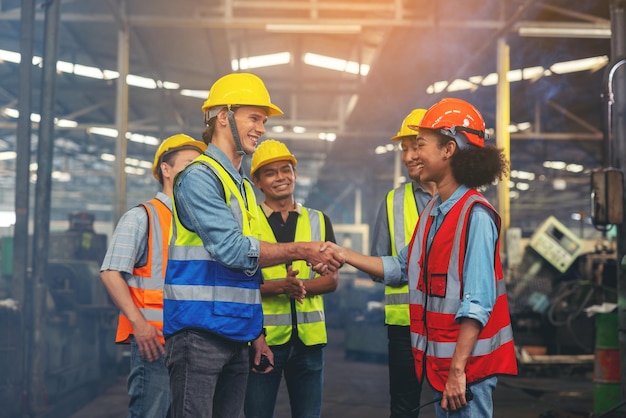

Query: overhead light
[[127, 74, 157, 89], [265, 24, 361, 34], [550, 56, 608, 74], [425, 55, 607, 94], [304, 53, 370, 76], [517, 22, 610, 39], [232, 52, 291, 71], [180, 89, 209, 99], [0, 151, 17, 161], [0, 49, 20, 63], [0, 211, 16, 227]]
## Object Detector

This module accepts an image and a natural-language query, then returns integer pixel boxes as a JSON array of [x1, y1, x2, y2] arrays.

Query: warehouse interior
[[0, 0, 624, 417]]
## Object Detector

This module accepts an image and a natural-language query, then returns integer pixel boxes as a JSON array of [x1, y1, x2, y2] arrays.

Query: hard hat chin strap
[[441, 126, 488, 149], [227, 106, 246, 155]]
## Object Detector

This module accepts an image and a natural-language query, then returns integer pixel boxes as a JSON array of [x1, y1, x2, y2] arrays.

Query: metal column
[[114, 1, 130, 224], [496, 38, 511, 232], [15, 1, 35, 415], [29, 0, 61, 415]]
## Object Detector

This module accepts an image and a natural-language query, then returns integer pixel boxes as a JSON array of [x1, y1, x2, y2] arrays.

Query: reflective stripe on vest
[[407, 189, 517, 391], [384, 183, 419, 326], [258, 207, 328, 346], [115, 198, 171, 344], [163, 154, 263, 342]]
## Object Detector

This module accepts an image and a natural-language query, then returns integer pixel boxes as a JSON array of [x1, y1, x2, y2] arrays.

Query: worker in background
[[322, 98, 518, 417], [163, 73, 344, 418], [370, 108, 436, 417], [100, 134, 207, 418], [244, 139, 339, 418]]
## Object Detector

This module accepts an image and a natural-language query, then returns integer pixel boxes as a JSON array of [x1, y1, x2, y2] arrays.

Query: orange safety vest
[[407, 189, 517, 392], [115, 198, 171, 345]]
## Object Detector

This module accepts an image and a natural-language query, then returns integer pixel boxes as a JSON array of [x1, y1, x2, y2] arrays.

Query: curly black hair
[[427, 128, 509, 188], [451, 145, 509, 188]]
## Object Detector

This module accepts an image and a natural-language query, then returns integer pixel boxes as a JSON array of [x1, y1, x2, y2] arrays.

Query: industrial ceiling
[[0, 0, 615, 238]]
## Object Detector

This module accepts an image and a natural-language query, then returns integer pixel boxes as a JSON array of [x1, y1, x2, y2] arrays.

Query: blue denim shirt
[[381, 185, 498, 326], [173, 144, 261, 277]]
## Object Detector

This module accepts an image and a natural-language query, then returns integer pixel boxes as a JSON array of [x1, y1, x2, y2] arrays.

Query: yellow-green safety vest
[[257, 206, 328, 346], [384, 182, 418, 326]]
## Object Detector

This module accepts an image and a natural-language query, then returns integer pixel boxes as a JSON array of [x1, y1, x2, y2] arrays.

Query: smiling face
[[415, 129, 452, 185], [252, 160, 296, 202], [232, 106, 268, 154], [400, 136, 423, 181]]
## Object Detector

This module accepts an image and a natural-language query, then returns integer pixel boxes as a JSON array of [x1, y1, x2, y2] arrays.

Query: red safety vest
[[408, 189, 517, 392], [115, 198, 171, 345]]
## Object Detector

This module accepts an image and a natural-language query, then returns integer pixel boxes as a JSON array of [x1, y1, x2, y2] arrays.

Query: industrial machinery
[[507, 216, 617, 376], [0, 212, 121, 418]]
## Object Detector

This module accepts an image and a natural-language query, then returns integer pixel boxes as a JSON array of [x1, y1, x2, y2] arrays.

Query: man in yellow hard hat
[[369, 109, 436, 417], [100, 134, 206, 418], [163, 73, 344, 418], [244, 139, 339, 418]]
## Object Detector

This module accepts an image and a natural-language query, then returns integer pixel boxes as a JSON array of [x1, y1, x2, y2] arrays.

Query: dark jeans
[[165, 329, 249, 418], [388, 325, 422, 417], [244, 343, 324, 418]]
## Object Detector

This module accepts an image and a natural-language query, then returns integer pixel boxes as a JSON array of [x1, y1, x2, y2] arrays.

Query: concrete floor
[[68, 328, 604, 418]]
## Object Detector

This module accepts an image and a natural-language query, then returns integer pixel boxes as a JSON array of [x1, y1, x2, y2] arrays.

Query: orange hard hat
[[410, 98, 488, 148]]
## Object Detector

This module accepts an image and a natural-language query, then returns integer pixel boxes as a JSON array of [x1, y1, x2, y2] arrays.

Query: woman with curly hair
[[325, 98, 517, 417]]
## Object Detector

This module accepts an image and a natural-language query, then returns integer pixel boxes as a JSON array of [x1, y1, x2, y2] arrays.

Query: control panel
[[528, 216, 583, 273]]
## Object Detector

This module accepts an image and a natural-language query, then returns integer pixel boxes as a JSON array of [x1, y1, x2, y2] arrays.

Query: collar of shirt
[[412, 179, 432, 196], [155, 191, 172, 211], [206, 143, 246, 185], [432, 184, 470, 218], [260, 200, 302, 218], [427, 184, 469, 251]]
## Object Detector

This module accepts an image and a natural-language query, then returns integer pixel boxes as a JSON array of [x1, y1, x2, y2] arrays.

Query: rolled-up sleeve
[[381, 244, 409, 287], [456, 205, 498, 327], [174, 164, 260, 276]]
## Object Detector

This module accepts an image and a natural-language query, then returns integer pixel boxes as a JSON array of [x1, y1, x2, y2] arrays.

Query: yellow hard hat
[[390, 108, 428, 141], [201, 73, 283, 118], [250, 139, 297, 177], [152, 134, 207, 181]]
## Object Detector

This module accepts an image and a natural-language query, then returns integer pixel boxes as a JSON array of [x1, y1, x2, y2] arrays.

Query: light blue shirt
[[173, 145, 260, 276], [381, 185, 498, 326]]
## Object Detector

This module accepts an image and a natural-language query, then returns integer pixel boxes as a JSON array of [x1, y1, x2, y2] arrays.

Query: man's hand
[[307, 241, 345, 274], [132, 319, 165, 362], [250, 333, 275, 374], [284, 265, 306, 303]]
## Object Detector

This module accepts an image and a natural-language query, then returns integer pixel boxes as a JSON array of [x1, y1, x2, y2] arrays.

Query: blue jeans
[[388, 325, 422, 417], [127, 337, 171, 418], [244, 343, 324, 418], [431, 376, 497, 418], [165, 329, 249, 418]]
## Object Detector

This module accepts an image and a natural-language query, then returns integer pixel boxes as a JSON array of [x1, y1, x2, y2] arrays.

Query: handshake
[[306, 241, 345, 275]]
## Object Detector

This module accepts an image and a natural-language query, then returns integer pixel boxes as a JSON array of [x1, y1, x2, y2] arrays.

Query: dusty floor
[[66, 328, 606, 418]]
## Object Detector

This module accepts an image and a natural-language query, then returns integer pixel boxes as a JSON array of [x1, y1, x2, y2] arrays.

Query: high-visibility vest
[[384, 182, 419, 326], [407, 189, 518, 392], [115, 198, 170, 345], [163, 154, 263, 342], [258, 207, 327, 346]]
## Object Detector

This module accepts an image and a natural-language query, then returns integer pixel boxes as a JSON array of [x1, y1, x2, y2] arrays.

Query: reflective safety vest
[[115, 198, 170, 345], [163, 154, 263, 342], [258, 207, 327, 346], [407, 189, 517, 392], [385, 183, 419, 326]]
